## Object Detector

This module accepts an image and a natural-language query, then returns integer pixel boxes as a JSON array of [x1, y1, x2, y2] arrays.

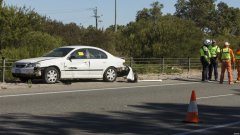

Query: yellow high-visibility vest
[[200, 46, 211, 61], [221, 48, 231, 60], [209, 45, 220, 57]]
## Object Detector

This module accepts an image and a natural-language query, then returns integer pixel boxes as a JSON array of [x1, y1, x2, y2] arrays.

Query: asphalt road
[[0, 79, 240, 135]]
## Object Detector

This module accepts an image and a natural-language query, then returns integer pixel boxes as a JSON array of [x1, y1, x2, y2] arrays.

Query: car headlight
[[12, 63, 16, 68], [26, 63, 41, 68]]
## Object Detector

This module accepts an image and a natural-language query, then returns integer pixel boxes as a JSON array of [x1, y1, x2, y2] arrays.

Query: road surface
[[0, 79, 239, 135]]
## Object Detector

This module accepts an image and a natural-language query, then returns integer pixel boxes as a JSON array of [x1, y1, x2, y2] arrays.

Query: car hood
[[16, 57, 62, 64]]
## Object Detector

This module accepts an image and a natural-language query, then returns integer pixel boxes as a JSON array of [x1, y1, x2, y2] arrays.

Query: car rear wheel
[[103, 67, 117, 82], [43, 67, 59, 84]]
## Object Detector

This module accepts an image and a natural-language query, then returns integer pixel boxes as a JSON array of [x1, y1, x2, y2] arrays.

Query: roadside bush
[[1, 31, 63, 80], [1, 31, 63, 59]]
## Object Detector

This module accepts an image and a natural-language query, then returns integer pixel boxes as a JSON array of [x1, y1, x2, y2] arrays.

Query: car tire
[[43, 67, 59, 84], [103, 67, 117, 82]]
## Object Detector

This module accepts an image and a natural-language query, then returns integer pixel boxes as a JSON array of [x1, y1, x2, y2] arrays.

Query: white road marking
[[139, 80, 163, 82], [173, 121, 240, 135], [197, 94, 235, 100], [0, 82, 199, 98]]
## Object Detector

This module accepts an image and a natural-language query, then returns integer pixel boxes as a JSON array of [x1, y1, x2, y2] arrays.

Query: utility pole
[[115, 0, 117, 32], [93, 7, 100, 29]]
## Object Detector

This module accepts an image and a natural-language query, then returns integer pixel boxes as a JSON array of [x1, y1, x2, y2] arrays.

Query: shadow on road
[[0, 103, 239, 135], [7, 79, 105, 85], [172, 78, 201, 82]]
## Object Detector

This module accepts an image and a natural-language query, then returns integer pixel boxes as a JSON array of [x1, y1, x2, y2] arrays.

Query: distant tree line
[[1, 0, 240, 59]]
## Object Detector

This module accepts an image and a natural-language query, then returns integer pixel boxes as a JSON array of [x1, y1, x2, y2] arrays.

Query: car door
[[64, 49, 90, 78], [87, 48, 108, 78]]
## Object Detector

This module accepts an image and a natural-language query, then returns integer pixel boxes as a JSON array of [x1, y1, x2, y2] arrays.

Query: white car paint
[[12, 45, 126, 83]]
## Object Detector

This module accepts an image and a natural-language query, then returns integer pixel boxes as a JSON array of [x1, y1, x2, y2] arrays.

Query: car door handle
[[83, 61, 90, 67]]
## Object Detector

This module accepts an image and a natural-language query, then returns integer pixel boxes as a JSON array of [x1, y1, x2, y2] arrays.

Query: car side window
[[70, 49, 88, 59], [88, 49, 107, 59]]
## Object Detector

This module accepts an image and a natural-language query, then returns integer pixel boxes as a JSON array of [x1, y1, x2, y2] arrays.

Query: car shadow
[[7, 79, 105, 85], [0, 103, 239, 135]]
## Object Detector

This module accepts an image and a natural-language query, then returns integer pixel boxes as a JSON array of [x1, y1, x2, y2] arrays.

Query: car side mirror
[[68, 56, 76, 61]]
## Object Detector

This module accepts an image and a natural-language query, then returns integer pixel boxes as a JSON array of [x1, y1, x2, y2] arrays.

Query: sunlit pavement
[[0, 77, 239, 135]]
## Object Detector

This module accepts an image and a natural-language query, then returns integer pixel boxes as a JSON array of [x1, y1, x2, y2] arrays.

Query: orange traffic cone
[[185, 90, 199, 123]]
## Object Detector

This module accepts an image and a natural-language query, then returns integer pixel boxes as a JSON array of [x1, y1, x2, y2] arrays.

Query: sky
[[3, 0, 240, 28]]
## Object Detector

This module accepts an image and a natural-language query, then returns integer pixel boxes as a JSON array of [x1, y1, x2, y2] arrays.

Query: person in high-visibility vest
[[208, 40, 220, 81], [235, 43, 240, 82], [219, 42, 235, 84], [200, 39, 211, 82]]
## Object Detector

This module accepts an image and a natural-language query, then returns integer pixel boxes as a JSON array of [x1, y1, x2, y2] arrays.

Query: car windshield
[[43, 48, 74, 57]]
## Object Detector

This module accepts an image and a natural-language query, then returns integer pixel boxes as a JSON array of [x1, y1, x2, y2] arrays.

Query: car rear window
[[88, 49, 107, 59]]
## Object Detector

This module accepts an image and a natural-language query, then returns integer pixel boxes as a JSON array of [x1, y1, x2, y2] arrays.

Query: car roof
[[60, 45, 113, 56], [60, 45, 102, 50]]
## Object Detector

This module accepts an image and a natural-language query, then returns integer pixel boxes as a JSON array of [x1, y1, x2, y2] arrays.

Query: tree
[[0, 5, 47, 49], [120, 15, 203, 58], [136, 8, 150, 22], [1, 31, 63, 59], [44, 21, 84, 45], [174, 0, 188, 19], [0, 0, 3, 52], [106, 24, 125, 32], [0, 0, 2, 9], [150, 1, 163, 18], [214, 2, 240, 36], [81, 26, 115, 52], [136, 1, 163, 22], [174, 0, 216, 31]]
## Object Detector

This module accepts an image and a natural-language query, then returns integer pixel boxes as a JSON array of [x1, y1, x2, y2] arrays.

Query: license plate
[[15, 69, 21, 73]]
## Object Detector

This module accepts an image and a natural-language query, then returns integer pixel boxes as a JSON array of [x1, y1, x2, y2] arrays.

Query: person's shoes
[[219, 82, 223, 84], [229, 82, 234, 85], [235, 80, 240, 83]]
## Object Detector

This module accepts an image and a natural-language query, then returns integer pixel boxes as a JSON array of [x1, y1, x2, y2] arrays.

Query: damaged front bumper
[[117, 66, 138, 83], [12, 67, 42, 78]]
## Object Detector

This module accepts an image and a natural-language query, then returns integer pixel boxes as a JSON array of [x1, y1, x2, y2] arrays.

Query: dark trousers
[[201, 57, 209, 81], [208, 57, 218, 80]]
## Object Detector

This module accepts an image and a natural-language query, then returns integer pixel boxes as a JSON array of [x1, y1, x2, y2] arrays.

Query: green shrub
[[2, 31, 63, 59]]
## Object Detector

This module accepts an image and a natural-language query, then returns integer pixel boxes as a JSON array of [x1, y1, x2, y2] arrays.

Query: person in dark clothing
[[200, 39, 211, 81], [208, 40, 220, 81]]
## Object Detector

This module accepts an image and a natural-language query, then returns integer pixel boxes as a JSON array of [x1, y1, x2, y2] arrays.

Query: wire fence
[[0, 57, 202, 82], [125, 57, 201, 73]]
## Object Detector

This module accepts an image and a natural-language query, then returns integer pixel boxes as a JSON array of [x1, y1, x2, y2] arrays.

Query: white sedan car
[[12, 46, 129, 83]]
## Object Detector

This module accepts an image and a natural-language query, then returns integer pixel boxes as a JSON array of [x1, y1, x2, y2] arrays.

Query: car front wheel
[[103, 67, 117, 82], [43, 67, 59, 84]]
